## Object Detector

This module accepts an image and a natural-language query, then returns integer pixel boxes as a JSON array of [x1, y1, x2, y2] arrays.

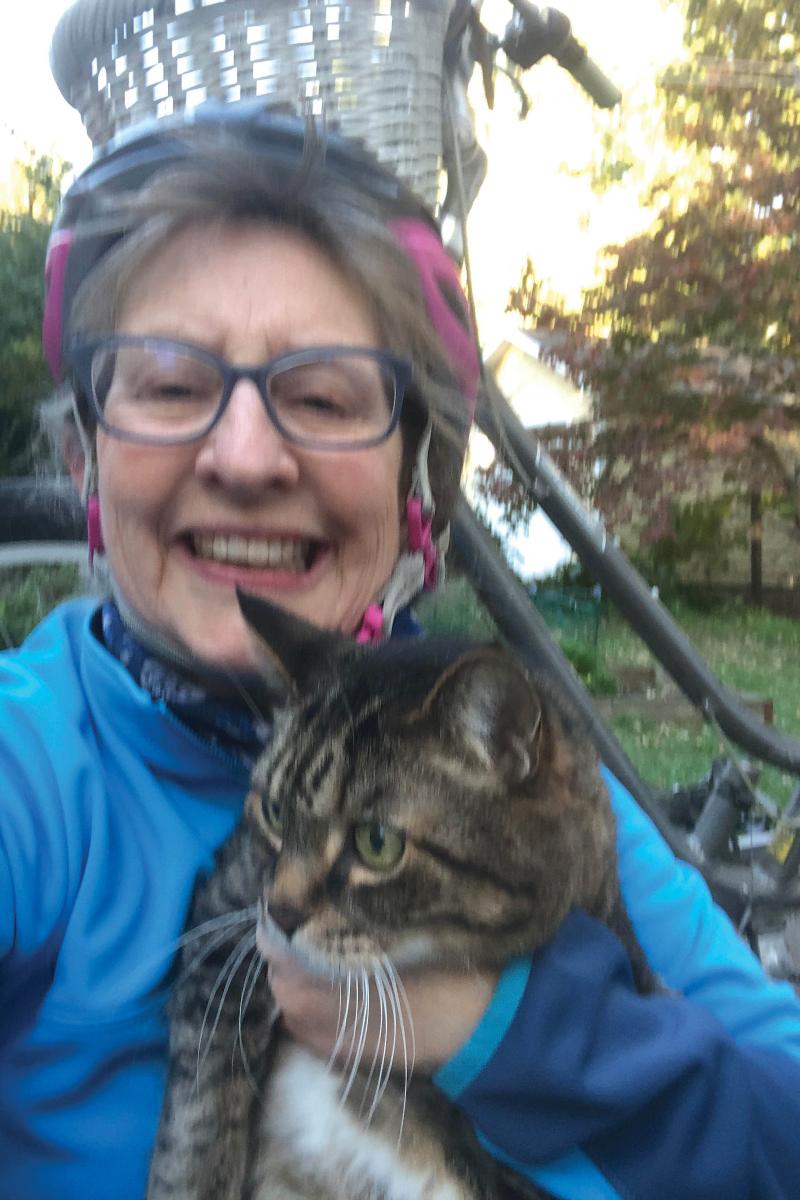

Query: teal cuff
[[433, 956, 531, 1098]]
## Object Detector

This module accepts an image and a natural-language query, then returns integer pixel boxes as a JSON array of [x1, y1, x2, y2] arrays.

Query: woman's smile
[[178, 528, 331, 587], [189, 532, 315, 571], [95, 220, 404, 669]]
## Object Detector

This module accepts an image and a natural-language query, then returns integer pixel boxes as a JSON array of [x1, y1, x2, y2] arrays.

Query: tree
[[500, 0, 800, 596], [0, 153, 70, 476]]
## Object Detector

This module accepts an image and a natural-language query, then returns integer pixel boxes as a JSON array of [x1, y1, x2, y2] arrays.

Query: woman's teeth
[[192, 534, 310, 570]]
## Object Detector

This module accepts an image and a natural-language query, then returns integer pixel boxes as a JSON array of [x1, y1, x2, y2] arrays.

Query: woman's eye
[[353, 822, 405, 870], [295, 392, 348, 418], [153, 382, 197, 400], [144, 376, 209, 403], [262, 796, 284, 834]]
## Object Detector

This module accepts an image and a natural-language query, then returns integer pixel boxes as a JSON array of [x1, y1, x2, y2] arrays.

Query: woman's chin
[[161, 544, 338, 668]]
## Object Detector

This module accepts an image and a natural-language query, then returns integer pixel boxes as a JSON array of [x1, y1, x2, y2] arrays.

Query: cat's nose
[[267, 900, 306, 939]]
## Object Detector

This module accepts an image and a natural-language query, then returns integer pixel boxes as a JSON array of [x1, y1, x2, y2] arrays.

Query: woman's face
[[94, 221, 404, 670]]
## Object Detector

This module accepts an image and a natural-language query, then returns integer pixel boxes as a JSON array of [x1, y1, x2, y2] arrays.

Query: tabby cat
[[146, 593, 655, 1200]]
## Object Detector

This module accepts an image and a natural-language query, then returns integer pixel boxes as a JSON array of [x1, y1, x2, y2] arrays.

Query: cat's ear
[[236, 590, 351, 695], [424, 649, 543, 785]]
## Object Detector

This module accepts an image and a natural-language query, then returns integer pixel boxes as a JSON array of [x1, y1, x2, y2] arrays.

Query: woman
[[2, 109, 800, 1200]]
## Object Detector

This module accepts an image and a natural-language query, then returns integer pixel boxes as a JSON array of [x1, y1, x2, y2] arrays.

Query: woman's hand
[[266, 949, 498, 1073]]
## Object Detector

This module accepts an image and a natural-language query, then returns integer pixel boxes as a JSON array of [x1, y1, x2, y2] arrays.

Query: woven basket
[[51, 0, 460, 208]]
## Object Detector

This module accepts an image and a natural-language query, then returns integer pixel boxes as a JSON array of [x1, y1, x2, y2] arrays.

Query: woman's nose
[[195, 378, 300, 491]]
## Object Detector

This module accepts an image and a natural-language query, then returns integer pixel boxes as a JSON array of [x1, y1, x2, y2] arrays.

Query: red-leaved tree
[[486, 0, 800, 596]]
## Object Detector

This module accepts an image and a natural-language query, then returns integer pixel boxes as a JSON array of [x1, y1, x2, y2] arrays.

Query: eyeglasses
[[68, 336, 412, 450]]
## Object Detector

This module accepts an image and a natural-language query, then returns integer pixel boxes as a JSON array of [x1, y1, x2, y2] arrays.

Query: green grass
[[416, 574, 500, 639], [600, 600, 800, 805], [0, 563, 83, 649], [422, 578, 800, 807]]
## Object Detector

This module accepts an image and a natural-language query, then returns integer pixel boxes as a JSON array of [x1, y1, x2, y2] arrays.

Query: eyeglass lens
[[90, 343, 397, 446]]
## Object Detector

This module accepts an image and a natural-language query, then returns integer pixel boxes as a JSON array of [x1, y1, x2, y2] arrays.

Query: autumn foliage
[[495, 0, 800, 572]]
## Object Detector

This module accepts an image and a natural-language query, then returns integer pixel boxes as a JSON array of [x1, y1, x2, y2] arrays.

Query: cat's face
[[240, 594, 614, 978]]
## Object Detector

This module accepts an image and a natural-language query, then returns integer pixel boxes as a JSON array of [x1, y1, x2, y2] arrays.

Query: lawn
[[0, 563, 84, 650], [600, 602, 800, 806], [420, 575, 800, 808], [3, 563, 799, 806]]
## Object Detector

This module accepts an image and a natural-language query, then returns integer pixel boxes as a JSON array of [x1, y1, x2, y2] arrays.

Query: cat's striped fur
[[146, 598, 655, 1200]]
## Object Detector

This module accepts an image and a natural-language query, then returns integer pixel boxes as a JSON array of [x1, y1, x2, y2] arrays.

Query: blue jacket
[[1, 600, 799, 1200]]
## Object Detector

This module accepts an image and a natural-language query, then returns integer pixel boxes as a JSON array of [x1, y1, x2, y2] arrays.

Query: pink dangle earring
[[87, 492, 104, 568]]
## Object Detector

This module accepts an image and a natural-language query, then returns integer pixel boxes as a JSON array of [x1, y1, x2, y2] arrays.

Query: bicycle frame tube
[[450, 501, 800, 919], [476, 377, 800, 779]]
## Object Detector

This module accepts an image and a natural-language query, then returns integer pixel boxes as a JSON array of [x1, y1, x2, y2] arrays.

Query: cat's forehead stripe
[[309, 747, 335, 795], [299, 743, 342, 814], [278, 687, 389, 814], [265, 721, 297, 781], [277, 729, 339, 815]]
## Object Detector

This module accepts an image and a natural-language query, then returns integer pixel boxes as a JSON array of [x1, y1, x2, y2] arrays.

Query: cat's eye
[[353, 822, 405, 870], [262, 795, 284, 834]]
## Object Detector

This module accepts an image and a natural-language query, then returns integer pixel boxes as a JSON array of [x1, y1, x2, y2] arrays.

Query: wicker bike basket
[[50, 0, 463, 209]]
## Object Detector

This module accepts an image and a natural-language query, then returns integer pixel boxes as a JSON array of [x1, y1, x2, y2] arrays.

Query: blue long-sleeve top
[[1, 600, 800, 1199]]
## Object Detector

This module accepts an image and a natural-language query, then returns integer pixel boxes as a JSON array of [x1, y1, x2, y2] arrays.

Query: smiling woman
[[49, 123, 474, 669], [82, 221, 405, 665], [0, 106, 486, 1200], [3, 8, 800, 1200]]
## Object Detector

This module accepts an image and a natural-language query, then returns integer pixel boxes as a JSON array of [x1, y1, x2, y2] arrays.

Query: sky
[[0, 1, 686, 226], [0, 0, 91, 176], [0, 0, 686, 577]]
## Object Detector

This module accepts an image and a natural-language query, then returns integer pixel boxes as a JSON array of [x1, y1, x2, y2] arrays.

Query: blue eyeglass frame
[[67, 335, 413, 451]]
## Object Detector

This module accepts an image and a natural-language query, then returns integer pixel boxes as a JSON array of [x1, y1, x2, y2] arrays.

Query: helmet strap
[[70, 394, 104, 566], [354, 419, 448, 643]]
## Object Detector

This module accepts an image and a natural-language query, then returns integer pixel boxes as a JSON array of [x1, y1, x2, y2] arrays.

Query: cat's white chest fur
[[253, 1041, 467, 1200]]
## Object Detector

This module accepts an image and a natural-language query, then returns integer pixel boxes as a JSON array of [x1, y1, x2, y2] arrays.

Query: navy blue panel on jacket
[[437, 911, 800, 1199]]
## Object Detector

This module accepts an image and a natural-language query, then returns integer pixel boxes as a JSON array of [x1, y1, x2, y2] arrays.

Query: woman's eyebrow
[[119, 324, 344, 362]]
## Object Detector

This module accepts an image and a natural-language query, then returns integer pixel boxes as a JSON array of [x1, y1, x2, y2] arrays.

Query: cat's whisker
[[341, 966, 371, 1105], [196, 930, 257, 1086], [370, 960, 398, 1123], [339, 971, 362, 1085], [136, 907, 258, 978], [178, 906, 260, 950], [381, 955, 400, 1113], [386, 957, 416, 1081], [382, 955, 414, 1147], [338, 972, 361, 1101], [327, 970, 353, 1073], [180, 917, 257, 982], [357, 966, 372, 1075], [372, 966, 390, 1123], [234, 946, 265, 1093], [217, 666, 272, 730], [359, 963, 387, 1121], [363, 963, 391, 1126]]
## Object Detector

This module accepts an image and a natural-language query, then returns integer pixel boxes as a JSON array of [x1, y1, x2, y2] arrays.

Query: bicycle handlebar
[[502, 2, 622, 109]]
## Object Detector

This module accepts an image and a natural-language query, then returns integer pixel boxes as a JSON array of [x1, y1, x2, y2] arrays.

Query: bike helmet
[[45, 3, 480, 639]]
